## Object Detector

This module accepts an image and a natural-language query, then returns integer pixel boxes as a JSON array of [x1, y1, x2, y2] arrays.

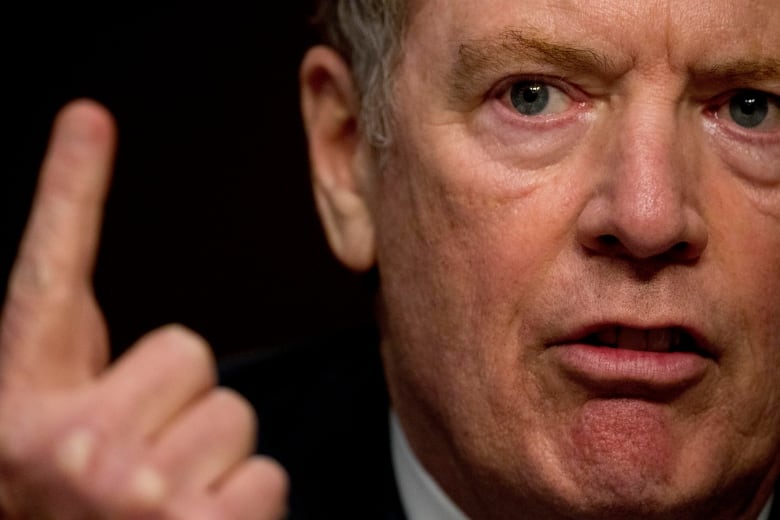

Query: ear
[[300, 46, 376, 272]]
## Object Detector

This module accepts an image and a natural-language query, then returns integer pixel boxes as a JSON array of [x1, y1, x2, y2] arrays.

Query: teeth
[[594, 327, 677, 352], [646, 329, 671, 352]]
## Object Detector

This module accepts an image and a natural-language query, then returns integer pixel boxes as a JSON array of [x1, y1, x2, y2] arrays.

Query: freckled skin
[[363, 0, 780, 519]]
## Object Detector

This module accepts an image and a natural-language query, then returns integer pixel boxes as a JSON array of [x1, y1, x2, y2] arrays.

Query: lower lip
[[549, 344, 710, 392]]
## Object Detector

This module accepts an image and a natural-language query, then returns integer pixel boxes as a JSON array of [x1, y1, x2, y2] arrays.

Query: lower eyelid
[[707, 112, 780, 148], [711, 91, 780, 130], [717, 104, 780, 133]]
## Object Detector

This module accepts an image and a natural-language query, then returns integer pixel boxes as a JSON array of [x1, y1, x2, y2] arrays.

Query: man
[[0, 0, 778, 518]]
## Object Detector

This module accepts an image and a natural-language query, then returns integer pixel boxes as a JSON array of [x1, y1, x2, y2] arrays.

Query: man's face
[[370, 0, 780, 517]]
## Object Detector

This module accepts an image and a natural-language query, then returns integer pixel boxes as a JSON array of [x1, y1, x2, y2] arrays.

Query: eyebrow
[[692, 59, 780, 84], [448, 30, 621, 100]]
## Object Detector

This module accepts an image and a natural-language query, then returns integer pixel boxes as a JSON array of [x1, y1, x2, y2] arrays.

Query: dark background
[[2, 2, 376, 359]]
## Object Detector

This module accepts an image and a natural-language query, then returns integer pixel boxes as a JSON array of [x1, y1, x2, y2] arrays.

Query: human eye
[[715, 89, 780, 132], [505, 80, 573, 117], [704, 87, 780, 186]]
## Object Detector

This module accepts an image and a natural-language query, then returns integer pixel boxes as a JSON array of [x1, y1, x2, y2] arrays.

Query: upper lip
[[550, 322, 718, 359]]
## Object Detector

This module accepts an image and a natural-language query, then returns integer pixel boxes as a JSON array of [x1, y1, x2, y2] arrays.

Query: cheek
[[703, 176, 780, 456], [709, 176, 780, 351], [730, 237, 780, 427], [373, 133, 584, 422], [704, 118, 780, 192], [376, 146, 553, 330]]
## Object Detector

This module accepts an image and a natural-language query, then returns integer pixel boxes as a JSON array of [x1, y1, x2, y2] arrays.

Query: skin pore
[[324, 0, 780, 518]]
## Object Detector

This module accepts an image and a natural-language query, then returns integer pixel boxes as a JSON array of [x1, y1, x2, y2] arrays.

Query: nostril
[[668, 240, 707, 263], [581, 235, 625, 256], [598, 235, 620, 247], [588, 234, 702, 263]]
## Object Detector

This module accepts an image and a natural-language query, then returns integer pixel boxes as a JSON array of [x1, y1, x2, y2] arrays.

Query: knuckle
[[5, 257, 70, 316], [125, 464, 170, 508], [0, 404, 91, 474], [2, 261, 85, 355], [51, 414, 116, 483], [53, 424, 172, 511], [0, 421, 103, 509], [11, 202, 85, 288], [0, 397, 178, 517], [7, 253, 49, 298], [54, 427, 97, 478], [50, 409, 124, 480]]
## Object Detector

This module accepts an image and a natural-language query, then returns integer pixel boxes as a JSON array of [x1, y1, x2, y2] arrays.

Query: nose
[[576, 104, 708, 263]]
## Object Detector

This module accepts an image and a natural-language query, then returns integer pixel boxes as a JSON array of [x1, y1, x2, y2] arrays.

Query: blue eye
[[508, 81, 572, 117], [729, 90, 770, 128], [510, 81, 550, 116]]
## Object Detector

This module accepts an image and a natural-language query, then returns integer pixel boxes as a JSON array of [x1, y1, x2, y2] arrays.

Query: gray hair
[[314, 0, 409, 151]]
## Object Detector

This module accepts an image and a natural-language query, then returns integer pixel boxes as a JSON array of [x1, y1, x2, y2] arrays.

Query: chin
[[516, 465, 738, 520], [539, 414, 766, 520], [489, 399, 769, 520]]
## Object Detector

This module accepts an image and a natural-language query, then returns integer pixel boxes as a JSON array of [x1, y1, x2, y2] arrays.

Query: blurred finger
[[148, 387, 256, 493], [94, 325, 216, 439], [1, 100, 115, 387], [211, 456, 288, 520]]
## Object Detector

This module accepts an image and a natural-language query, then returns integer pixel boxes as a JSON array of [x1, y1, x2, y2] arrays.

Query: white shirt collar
[[390, 411, 470, 520], [390, 411, 775, 520], [758, 494, 773, 520]]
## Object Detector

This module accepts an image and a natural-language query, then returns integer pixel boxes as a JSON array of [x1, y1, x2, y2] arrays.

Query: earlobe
[[300, 45, 376, 272]]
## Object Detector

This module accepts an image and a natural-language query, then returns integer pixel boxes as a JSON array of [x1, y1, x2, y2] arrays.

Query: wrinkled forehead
[[403, 0, 780, 73]]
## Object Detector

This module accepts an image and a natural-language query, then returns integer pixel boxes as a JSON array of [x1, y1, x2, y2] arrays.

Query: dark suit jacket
[[220, 326, 406, 519], [220, 327, 780, 520]]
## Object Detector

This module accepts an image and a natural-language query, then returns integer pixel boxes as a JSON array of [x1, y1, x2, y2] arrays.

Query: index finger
[[0, 100, 116, 387]]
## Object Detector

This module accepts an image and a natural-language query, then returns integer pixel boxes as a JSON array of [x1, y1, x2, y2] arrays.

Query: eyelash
[[491, 76, 587, 122], [707, 89, 780, 143], [488, 78, 780, 148]]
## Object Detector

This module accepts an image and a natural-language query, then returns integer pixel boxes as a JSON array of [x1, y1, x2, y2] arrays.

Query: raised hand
[[0, 101, 287, 519]]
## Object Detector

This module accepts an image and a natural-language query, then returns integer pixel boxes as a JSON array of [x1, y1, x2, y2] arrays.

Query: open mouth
[[580, 327, 698, 353], [551, 325, 715, 393]]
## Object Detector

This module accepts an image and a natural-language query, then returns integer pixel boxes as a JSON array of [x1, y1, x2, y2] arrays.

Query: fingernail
[[57, 102, 106, 148]]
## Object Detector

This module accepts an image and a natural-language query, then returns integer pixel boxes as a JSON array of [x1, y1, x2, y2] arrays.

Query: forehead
[[404, 0, 780, 72]]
